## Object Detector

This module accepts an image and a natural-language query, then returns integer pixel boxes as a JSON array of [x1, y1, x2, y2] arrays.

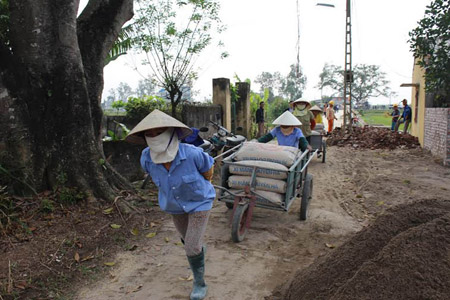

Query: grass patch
[[360, 110, 405, 131], [103, 109, 126, 116]]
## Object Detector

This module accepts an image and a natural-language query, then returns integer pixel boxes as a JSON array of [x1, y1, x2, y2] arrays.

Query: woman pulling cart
[[126, 109, 214, 300]]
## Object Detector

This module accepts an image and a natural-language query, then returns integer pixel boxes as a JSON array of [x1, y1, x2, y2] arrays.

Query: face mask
[[294, 105, 308, 116], [145, 128, 179, 163]]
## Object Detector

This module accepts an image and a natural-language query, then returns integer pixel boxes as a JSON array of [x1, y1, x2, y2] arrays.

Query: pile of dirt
[[327, 127, 420, 150], [271, 199, 450, 300]]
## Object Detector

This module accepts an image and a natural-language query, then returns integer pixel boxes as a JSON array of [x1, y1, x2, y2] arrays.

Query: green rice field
[[359, 110, 405, 130]]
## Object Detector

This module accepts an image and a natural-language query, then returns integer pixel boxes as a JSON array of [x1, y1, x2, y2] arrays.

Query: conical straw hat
[[272, 111, 302, 126], [310, 105, 322, 112], [125, 109, 192, 144], [293, 98, 311, 108]]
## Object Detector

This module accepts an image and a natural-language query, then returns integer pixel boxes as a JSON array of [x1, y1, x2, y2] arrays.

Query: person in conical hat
[[257, 111, 312, 151], [292, 98, 316, 142], [326, 100, 338, 134], [310, 105, 323, 125], [126, 109, 213, 300]]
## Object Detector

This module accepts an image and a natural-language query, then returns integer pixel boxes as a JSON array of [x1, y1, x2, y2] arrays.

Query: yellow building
[[401, 58, 426, 146], [402, 58, 450, 166]]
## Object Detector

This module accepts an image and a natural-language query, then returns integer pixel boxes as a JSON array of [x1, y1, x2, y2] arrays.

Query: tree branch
[[77, 0, 134, 66], [76, 0, 133, 140]]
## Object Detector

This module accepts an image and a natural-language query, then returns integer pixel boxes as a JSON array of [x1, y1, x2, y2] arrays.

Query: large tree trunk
[[0, 0, 134, 200]]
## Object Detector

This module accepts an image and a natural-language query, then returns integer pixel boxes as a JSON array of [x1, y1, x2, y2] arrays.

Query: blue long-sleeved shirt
[[140, 143, 215, 214], [402, 105, 412, 121], [270, 127, 304, 148]]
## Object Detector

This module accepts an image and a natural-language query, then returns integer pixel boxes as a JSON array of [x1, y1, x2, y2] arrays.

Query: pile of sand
[[327, 127, 420, 150], [272, 199, 450, 300]]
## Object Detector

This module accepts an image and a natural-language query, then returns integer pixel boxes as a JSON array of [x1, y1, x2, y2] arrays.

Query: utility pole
[[343, 0, 352, 131], [296, 0, 301, 77]]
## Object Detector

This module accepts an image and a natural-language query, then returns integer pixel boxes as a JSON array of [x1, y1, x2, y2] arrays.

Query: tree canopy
[[316, 63, 391, 107], [409, 0, 450, 106], [130, 0, 227, 115], [281, 63, 307, 101], [254, 71, 283, 102], [254, 64, 307, 102]]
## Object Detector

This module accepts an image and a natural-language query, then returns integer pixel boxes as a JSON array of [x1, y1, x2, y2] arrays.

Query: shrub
[[124, 96, 168, 121]]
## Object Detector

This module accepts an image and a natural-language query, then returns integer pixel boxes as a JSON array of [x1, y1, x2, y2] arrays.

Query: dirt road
[[76, 146, 450, 300]]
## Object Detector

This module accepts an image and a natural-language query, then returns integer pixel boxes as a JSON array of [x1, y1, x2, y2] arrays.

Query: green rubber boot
[[187, 249, 208, 300]]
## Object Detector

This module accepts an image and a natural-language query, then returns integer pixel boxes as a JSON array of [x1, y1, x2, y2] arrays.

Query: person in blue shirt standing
[[394, 99, 412, 133], [390, 103, 400, 131], [126, 109, 215, 300], [257, 111, 312, 151]]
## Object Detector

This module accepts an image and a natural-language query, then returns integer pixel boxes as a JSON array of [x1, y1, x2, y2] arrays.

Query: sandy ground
[[75, 140, 450, 300]]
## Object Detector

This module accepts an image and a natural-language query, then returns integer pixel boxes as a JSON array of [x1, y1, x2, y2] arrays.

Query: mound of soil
[[327, 127, 420, 150], [273, 199, 450, 300]]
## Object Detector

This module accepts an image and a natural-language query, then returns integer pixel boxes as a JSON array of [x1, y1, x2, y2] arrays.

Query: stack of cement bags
[[227, 142, 299, 204]]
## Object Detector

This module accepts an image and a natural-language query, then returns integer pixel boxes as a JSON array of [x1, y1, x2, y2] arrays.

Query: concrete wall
[[102, 104, 222, 141], [181, 104, 222, 138], [235, 82, 251, 138], [212, 78, 231, 131], [423, 108, 450, 166], [103, 141, 146, 182]]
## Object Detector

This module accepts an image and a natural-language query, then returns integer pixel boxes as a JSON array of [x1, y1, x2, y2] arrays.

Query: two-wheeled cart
[[310, 130, 326, 163], [215, 148, 316, 242]]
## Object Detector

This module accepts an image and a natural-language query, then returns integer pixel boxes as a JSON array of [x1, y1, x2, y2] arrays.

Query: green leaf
[[110, 224, 122, 229], [103, 207, 114, 214], [146, 232, 157, 238]]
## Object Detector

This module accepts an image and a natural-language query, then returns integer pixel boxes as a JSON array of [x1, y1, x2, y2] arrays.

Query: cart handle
[[299, 149, 319, 173], [289, 149, 310, 172], [213, 143, 243, 161], [214, 185, 243, 197]]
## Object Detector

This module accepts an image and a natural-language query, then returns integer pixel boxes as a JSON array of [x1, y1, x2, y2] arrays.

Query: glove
[[201, 165, 214, 182]]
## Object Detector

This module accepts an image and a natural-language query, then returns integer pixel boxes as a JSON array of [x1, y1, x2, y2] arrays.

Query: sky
[[86, 0, 432, 105]]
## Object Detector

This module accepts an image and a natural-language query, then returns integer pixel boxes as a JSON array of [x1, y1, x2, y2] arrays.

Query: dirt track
[[75, 146, 450, 300]]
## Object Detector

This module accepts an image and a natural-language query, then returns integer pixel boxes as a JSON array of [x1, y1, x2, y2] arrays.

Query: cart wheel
[[300, 174, 313, 220], [321, 141, 327, 163], [225, 202, 234, 209], [231, 204, 249, 243]]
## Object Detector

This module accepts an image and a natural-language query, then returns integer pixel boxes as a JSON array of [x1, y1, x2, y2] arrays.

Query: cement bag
[[228, 175, 286, 194], [235, 142, 299, 167], [229, 160, 288, 180], [229, 189, 284, 205]]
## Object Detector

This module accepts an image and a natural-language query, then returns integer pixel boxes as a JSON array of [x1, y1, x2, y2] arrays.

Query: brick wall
[[448, 109, 450, 166], [423, 108, 450, 166]]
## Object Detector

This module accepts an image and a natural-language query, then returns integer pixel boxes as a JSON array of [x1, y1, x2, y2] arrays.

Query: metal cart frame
[[310, 130, 326, 163], [215, 148, 317, 242]]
